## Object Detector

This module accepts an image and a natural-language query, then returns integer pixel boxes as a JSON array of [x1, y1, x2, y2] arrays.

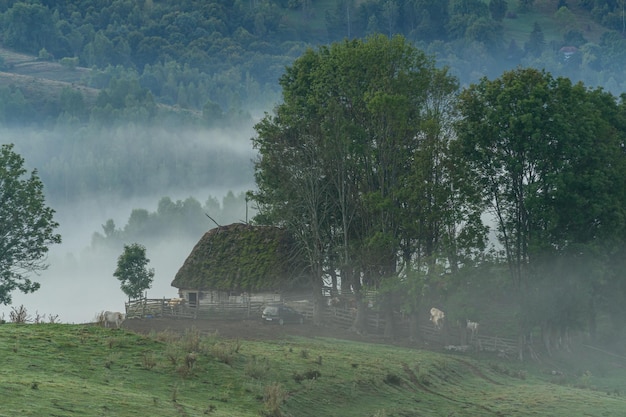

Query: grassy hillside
[[2, 323, 626, 417]]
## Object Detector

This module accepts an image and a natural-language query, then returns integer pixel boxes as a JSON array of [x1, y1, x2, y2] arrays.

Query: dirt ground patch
[[122, 316, 403, 347]]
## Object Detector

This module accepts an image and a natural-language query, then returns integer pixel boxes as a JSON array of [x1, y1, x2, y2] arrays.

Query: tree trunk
[[383, 292, 395, 339], [408, 311, 419, 342], [311, 263, 325, 326], [351, 289, 368, 334]]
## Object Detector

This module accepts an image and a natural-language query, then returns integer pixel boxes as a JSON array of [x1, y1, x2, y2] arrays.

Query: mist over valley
[[0, 122, 259, 323]]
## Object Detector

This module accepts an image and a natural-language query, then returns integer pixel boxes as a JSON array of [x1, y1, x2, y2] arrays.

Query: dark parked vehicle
[[262, 305, 304, 325]]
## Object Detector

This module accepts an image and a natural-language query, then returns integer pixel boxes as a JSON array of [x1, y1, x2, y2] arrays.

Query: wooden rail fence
[[126, 298, 519, 354]]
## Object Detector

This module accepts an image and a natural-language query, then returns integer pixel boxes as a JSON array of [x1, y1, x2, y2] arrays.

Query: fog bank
[[0, 190, 240, 324]]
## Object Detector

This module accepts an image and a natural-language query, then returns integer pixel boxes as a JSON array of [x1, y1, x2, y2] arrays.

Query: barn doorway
[[188, 292, 197, 308]]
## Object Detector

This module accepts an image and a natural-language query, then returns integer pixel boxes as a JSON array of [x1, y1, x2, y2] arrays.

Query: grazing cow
[[466, 320, 479, 339], [103, 311, 125, 329], [167, 297, 185, 315], [168, 298, 185, 308], [430, 307, 445, 330]]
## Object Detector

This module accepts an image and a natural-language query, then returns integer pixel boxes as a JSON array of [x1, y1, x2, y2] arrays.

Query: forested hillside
[[1, 0, 626, 123], [0, 0, 625, 207]]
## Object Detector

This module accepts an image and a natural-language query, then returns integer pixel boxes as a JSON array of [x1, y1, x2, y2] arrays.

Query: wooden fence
[[126, 298, 519, 355], [125, 298, 267, 320]]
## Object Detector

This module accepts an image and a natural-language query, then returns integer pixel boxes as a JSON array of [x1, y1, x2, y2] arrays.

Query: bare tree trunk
[[311, 264, 325, 326], [383, 292, 395, 339], [408, 311, 419, 342], [351, 280, 368, 334]]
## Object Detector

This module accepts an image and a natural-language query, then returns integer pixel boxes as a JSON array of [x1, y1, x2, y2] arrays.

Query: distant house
[[559, 46, 578, 61], [171, 223, 310, 308]]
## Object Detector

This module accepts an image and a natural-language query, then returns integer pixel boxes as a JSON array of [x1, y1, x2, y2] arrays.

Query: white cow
[[168, 297, 185, 315], [466, 320, 479, 338], [430, 307, 445, 330], [103, 311, 125, 329], [168, 297, 185, 307]]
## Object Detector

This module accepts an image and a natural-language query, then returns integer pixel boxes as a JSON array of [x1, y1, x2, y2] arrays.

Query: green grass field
[[2, 323, 626, 417]]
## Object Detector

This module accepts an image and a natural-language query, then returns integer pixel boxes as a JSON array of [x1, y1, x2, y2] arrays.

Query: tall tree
[[252, 35, 465, 336], [455, 68, 626, 358], [114, 243, 155, 300], [0, 144, 61, 305]]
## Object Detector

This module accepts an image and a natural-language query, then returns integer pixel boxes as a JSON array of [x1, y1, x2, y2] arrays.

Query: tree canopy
[[0, 143, 61, 304], [113, 243, 155, 300], [454, 67, 626, 357], [252, 35, 482, 331]]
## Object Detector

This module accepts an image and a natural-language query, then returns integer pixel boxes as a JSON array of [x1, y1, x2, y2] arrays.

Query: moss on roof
[[171, 223, 307, 292]]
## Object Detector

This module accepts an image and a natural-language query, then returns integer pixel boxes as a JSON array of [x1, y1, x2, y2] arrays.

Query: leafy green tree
[[554, 6, 578, 35], [455, 67, 626, 357], [518, 0, 534, 11], [2, 2, 60, 55], [489, 0, 507, 21], [0, 87, 35, 126], [0, 144, 61, 305], [252, 35, 469, 334], [113, 243, 155, 300], [525, 22, 545, 57]]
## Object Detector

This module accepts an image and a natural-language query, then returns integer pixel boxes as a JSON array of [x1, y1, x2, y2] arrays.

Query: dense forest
[[1, 0, 626, 122], [1, 0, 626, 207]]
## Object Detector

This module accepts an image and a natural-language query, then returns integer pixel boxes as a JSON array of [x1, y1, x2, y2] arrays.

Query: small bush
[[211, 343, 234, 365], [263, 382, 287, 417], [142, 351, 157, 370], [60, 56, 79, 69], [10, 305, 31, 323], [105, 352, 121, 369], [181, 327, 201, 352], [578, 370, 593, 388], [95, 311, 106, 326], [165, 345, 179, 365], [383, 373, 402, 386], [155, 329, 179, 343], [176, 364, 192, 378], [245, 356, 270, 379], [293, 369, 321, 383], [211, 340, 241, 365]]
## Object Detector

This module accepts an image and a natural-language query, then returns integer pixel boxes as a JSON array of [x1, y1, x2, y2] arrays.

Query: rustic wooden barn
[[171, 223, 310, 310]]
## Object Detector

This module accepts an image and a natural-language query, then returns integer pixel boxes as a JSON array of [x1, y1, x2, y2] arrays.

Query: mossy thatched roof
[[171, 223, 308, 292]]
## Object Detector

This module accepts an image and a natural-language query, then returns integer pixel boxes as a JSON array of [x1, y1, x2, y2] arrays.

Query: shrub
[[245, 356, 270, 379], [181, 327, 201, 352], [60, 57, 79, 69], [155, 329, 179, 343], [262, 382, 287, 417], [165, 344, 180, 365], [142, 351, 157, 370], [211, 343, 234, 365], [293, 369, 321, 383], [10, 305, 31, 323]]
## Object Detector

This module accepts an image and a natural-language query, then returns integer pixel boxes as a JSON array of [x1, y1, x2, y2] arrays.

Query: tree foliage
[[252, 35, 480, 332], [454, 68, 626, 356], [0, 144, 61, 304], [113, 243, 155, 299]]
